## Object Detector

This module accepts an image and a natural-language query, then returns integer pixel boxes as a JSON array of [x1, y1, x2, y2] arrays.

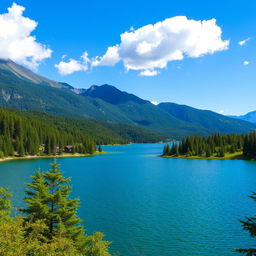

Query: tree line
[[0, 108, 97, 158], [0, 161, 111, 255], [162, 132, 256, 159]]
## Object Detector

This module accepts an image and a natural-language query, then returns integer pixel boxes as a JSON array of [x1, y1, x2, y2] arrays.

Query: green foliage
[[0, 217, 83, 256], [22, 161, 85, 249], [163, 144, 171, 155], [84, 232, 111, 256], [0, 107, 97, 157], [162, 132, 253, 158], [237, 192, 256, 255], [243, 132, 256, 159], [0, 106, 163, 160], [0, 161, 112, 255], [0, 187, 12, 222], [98, 120, 164, 143]]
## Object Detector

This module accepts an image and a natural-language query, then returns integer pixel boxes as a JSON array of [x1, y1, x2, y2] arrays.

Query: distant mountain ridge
[[230, 111, 256, 124], [158, 102, 255, 134], [0, 58, 255, 139]]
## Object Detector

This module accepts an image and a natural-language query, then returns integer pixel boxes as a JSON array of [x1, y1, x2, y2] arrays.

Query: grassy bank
[[0, 152, 106, 163], [160, 152, 248, 160]]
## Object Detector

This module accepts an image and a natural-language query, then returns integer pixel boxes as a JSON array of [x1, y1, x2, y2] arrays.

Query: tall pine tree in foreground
[[22, 160, 111, 255], [237, 192, 256, 255]]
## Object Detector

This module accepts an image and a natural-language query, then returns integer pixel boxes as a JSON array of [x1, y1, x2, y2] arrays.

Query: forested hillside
[[21, 110, 163, 144], [0, 107, 163, 158], [0, 107, 96, 157]]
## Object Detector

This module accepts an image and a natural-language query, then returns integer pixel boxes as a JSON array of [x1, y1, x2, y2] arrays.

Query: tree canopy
[[162, 132, 256, 159]]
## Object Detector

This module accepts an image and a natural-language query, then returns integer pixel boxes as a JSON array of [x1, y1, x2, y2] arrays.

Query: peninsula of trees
[[162, 132, 256, 159], [0, 161, 111, 255]]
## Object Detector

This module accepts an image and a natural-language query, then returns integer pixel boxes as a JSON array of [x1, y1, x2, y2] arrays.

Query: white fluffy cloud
[[140, 69, 159, 76], [91, 16, 229, 76], [91, 46, 120, 67], [0, 3, 52, 69], [238, 38, 250, 46], [55, 52, 89, 75], [243, 60, 250, 66]]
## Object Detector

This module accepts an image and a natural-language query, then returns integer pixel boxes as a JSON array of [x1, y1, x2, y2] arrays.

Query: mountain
[[230, 111, 256, 124], [78, 84, 216, 138], [19, 110, 163, 144], [158, 102, 256, 134], [0, 59, 70, 89], [80, 84, 146, 104], [78, 85, 256, 137], [0, 59, 255, 139]]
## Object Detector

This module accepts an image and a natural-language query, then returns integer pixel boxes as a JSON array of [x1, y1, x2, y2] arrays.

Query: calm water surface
[[0, 143, 255, 255]]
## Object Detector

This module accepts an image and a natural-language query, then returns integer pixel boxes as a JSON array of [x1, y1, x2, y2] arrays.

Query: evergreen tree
[[237, 192, 256, 255], [205, 146, 212, 158], [22, 161, 86, 251], [45, 136, 51, 155], [218, 147, 225, 157], [17, 138, 25, 157], [163, 144, 170, 155]]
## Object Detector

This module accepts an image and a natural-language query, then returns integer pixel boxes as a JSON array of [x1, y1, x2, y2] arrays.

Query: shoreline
[[0, 152, 106, 163], [159, 152, 254, 160]]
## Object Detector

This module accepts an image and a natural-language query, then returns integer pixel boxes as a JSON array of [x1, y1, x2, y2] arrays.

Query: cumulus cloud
[[140, 69, 159, 76], [243, 60, 250, 66], [91, 46, 120, 67], [55, 52, 89, 75], [91, 16, 229, 76], [0, 3, 52, 69], [238, 38, 250, 46]]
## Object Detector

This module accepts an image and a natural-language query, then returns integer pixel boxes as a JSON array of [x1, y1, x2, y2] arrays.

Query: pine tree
[[17, 138, 25, 157], [51, 136, 57, 155], [205, 146, 211, 157], [174, 143, 179, 156], [22, 161, 86, 250], [163, 145, 168, 155], [237, 192, 256, 255], [218, 147, 225, 157], [45, 136, 51, 155]]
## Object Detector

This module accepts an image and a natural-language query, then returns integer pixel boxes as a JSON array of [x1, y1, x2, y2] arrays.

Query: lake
[[0, 143, 255, 255]]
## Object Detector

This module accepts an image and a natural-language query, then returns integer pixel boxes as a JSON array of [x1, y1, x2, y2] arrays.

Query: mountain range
[[0, 58, 255, 139], [229, 111, 256, 124]]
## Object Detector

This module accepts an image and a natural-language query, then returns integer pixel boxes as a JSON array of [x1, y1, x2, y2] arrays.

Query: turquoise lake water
[[0, 143, 255, 255]]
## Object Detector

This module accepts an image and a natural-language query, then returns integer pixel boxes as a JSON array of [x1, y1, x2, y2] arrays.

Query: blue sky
[[0, 0, 256, 115]]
